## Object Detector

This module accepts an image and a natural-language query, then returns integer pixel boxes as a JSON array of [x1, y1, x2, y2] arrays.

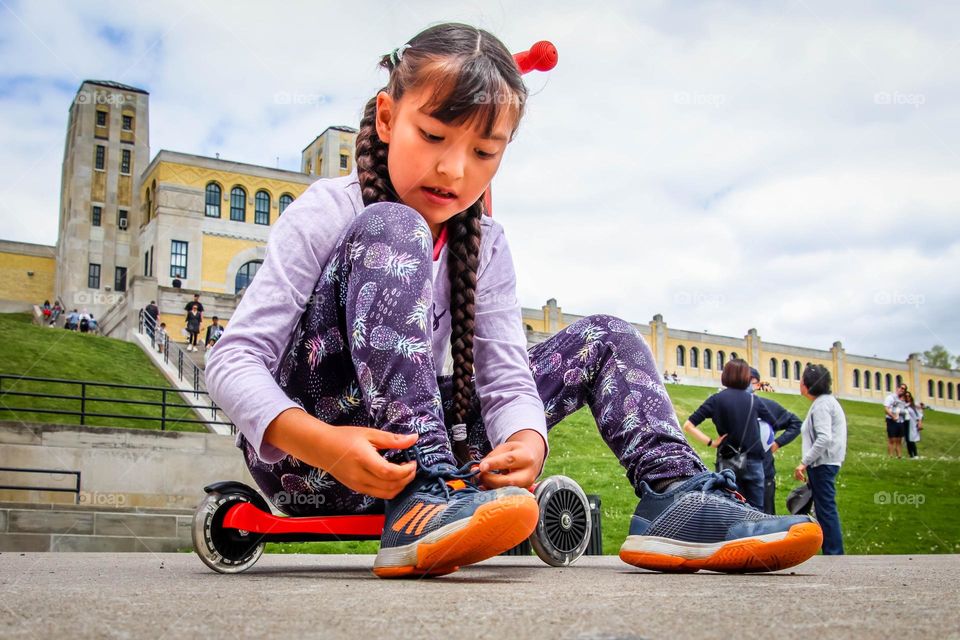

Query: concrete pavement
[[1, 553, 957, 639]]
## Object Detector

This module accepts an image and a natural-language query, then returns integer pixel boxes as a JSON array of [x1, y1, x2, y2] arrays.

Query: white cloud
[[0, 0, 957, 362]]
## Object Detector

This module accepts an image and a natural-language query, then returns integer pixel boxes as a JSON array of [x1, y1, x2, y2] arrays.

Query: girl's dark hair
[[721, 358, 751, 390], [355, 23, 528, 431], [802, 364, 832, 396]]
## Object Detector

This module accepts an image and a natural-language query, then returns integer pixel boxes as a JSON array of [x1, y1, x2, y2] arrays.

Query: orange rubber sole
[[373, 494, 539, 578], [619, 521, 824, 573]]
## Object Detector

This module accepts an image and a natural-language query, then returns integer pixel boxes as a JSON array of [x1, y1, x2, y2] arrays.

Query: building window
[[91, 205, 102, 227], [885, 373, 892, 392], [114, 266, 127, 292], [120, 149, 131, 174], [938, 380, 944, 399], [853, 369, 860, 388], [949, 384, 954, 401], [87, 263, 101, 289], [117, 209, 128, 229], [703, 349, 712, 371], [896, 375, 903, 389], [95, 145, 105, 170], [781, 359, 789, 380], [205, 182, 222, 217], [875, 372, 881, 390], [96, 110, 107, 127], [927, 379, 934, 398], [170, 240, 188, 278], [730, 352, 739, 360], [230, 186, 246, 222], [279, 193, 293, 215], [122, 114, 133, 131], [865, 371, 871, 390], [143, 248, 149, 277], [254, 190, 270, 225], [690, 347, 699, 369], [340, 153, 348, 169], [794, 361, 801, 381], [769, 358, 777, 379], [676, 345, 685, 368], [235, 260, 263, 293], [717, 351, 725, 369]]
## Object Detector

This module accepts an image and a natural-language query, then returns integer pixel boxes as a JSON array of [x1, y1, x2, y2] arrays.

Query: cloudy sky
[[1, 0, 957, 362]]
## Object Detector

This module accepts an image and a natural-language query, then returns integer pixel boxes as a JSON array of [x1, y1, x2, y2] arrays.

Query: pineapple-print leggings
[[241, 202, 706, 516]]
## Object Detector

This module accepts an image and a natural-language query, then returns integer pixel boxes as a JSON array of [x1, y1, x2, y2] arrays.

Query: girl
[[207, 22, 822, 578], [904, 391, 921, 458], [185, 305, 201, 352]]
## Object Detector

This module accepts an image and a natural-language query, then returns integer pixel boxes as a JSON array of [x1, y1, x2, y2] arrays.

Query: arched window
[[235, 260, 263, 294], [885, 373, 892, 392], [896, 375, 903, 389], [865, 371, 871, 390], [717, 351, 725, 369], [875, 372, 881, 391], [230, 186, 246, 221], [205, 182, 221, 217], [690, 347, 699, 369], [782, 359, 789, 380], [279, 193, 294, 215], [254, 190, 271, 225], [731, 352, 739, 360], [703, 349, 712, 371], [949, 384, 954, 401], [794, 361, 802, 380], [676, 345, 686, 368], [853, 370, 860, 388], [938, 380, 944, 399], [928, 379, 935, 397], [769, 358, 777, 378]]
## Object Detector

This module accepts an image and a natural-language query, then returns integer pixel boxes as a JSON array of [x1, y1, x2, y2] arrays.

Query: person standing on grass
[[748, 367, 802, 515], [795, 364, 847, 555], [884, 382, 907, 458], [903, 391, 922, 459]]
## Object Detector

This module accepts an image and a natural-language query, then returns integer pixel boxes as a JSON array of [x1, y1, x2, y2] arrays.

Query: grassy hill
[[0, 313, 205, 432]]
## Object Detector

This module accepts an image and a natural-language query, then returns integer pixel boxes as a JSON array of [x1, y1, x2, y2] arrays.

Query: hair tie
[[389, 43, 412, 66]]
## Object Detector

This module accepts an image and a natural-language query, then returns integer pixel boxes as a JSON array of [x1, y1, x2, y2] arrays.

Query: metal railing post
[[79, 382, 86, 425], [161, 388, 166, 431]]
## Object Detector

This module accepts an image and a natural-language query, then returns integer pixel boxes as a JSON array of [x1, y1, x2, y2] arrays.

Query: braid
[[355, 93, 397, 206], [447, 200, 483, 428]]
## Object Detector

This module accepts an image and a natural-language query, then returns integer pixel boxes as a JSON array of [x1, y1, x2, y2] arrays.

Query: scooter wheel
[[192, 491, 265, 574], [530, 475, 592, 567]]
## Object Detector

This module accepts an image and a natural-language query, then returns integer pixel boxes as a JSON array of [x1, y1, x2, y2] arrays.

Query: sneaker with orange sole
[[373, 449, 539, 578], [619, 469, 823, 573]]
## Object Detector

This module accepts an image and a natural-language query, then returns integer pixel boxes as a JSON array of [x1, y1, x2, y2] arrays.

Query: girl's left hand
[[794, 463, 807, 482], [478, 430, 546, 489]]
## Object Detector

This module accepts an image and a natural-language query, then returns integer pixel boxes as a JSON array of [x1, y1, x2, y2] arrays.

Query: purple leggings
[[242, 203, 705, 515]]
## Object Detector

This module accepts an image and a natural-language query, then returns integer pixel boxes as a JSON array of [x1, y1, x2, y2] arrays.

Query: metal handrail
[[0, 466, 81, 504]]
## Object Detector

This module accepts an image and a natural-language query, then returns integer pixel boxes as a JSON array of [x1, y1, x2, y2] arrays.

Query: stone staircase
[[0, 501, 193, 552]]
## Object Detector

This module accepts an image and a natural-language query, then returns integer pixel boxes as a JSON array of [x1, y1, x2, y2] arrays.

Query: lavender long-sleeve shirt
[[205, 168, 547, 464]]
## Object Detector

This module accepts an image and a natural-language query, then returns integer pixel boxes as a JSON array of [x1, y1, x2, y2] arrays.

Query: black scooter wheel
[[530, 475, 592, 567], [192, 491, 266, 574]]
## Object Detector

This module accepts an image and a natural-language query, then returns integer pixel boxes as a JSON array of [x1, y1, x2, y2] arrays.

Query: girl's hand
[[478, 429, 546, 489], [320, 427, 419, 499]]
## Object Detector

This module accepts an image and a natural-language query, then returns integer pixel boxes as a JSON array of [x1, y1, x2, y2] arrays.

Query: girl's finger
[[363, 456, 416, 481], [479, 449, 523, 473]]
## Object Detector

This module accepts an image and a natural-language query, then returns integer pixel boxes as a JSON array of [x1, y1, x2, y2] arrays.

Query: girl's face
[[375, 85, 513, 238]]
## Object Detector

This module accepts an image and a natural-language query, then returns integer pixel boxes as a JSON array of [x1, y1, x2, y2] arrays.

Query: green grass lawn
[[268, 382, 960, 557], [0, 313, 205, 432]]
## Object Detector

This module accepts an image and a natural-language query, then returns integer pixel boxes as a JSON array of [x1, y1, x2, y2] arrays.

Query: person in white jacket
[[794, 364, 847, 555]]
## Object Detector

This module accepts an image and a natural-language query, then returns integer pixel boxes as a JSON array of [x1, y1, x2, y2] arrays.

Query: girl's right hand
[[320, 427, 419, 499]]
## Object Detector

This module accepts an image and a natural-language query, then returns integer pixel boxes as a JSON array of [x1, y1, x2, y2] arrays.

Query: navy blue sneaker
[[620, 470, 822, 573], [373, 449, 538, 578]]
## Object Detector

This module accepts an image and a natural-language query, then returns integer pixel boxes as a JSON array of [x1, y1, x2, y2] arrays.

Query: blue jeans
[[716, 455, 765, 509], [808, 464, 843, 555]]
